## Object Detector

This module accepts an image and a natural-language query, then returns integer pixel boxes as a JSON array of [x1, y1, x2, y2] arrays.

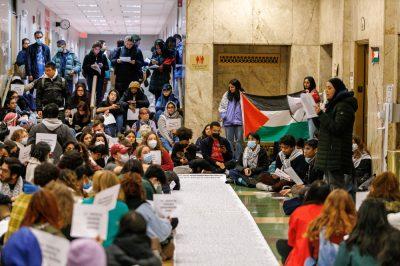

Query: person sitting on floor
[[368, 171, 400, 214], [256, 135, 307, 192], [352, 135, 372, 189], [228, 132, 269, 188], [276, 180, 330, 265], [171, 127, 197, 168], [197, 121, 235, 173], [157, 101, 182, 152]]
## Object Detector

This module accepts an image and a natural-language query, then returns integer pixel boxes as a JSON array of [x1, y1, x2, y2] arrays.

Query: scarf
[[278, 149, 303, 170], [353, 152, 371, 168], [243, 145, 260, 168], [0, 176, 23, 198]]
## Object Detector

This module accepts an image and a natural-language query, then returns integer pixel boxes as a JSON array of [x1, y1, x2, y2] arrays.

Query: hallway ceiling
[[38, 0, 176, 35]]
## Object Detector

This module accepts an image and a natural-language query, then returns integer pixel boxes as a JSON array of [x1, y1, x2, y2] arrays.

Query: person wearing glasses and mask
[[26, 31, 51, 82]]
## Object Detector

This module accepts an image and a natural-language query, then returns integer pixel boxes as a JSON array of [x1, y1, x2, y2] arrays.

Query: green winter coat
[[315, 91, 358, 174]]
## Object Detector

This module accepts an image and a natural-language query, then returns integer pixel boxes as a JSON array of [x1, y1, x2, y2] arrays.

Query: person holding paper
[[131, 107, 158, 136], [155, 84, 180, 121], [1, 90, 35, 124], [106, 211, 163, 265], [313, 78, 357, 197], [82, 42, 109, 105], [28, 103, 77, 163], [157, 101, 182, 152], [303, 76, 320, 139], [82, 170, 129, 247], [72, 101, 91, 133], [112, 35, 144, 97], [256, 135, 307, 192], [141, 132, 174, 171], [149, 39, 174, 102], [69, 83, 89, 109], [119, 81, 149, 127], [97, 89, 124, 137], [123, 129, 139, 155], [228, 132, 269, 188]]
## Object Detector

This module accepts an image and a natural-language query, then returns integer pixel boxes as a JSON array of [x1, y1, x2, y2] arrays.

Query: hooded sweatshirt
[[157, 101, 182, 143], [28, 118, 77, 162]]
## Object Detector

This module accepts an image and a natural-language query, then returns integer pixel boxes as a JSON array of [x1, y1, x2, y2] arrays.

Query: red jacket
[[161, 149, 174, 171]]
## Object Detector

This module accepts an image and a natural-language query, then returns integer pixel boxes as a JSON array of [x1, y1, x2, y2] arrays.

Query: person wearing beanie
[[155, 83, 180, 121], [67, 239, 106, 266], [119, 81, 150, 128], [313, 77, 358, 198]]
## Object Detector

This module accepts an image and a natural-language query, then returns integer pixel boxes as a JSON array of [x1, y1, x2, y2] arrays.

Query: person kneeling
[[228, 132, 269, 187]]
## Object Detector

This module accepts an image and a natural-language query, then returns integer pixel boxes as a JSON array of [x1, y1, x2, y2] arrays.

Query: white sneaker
[[256, 182, 272, 192]]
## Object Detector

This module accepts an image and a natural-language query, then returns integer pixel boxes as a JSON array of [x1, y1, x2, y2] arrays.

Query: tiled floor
[[233, 184, 288, 262]]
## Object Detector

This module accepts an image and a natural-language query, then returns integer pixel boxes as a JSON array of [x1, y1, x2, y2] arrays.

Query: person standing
[[218, 79, 244, 160], [173, 34, 184, 104], [26, 31, 51, 82], [82, 42, 109, 105], [52, 40, 81, 94], [314, 78, 358, 197], [303, 76, 320, 139], [112, 36, 143, 97], [15, 38, 30, 79]]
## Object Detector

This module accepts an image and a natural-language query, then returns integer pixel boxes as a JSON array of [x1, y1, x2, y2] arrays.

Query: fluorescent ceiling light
[[78, 4, 98, 7], [86, 15, 103, 18], [122, 10, 140, 13], [82, 10, 100, 13]]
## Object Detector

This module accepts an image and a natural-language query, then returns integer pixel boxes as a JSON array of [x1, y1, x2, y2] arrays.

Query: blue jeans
[[105, 114, 124, 137], [160, 136, 179, 152], [225, 125, 243, 160]]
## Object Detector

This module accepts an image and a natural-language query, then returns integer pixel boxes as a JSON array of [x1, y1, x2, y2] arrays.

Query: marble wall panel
[[252, 0, 293, 44], [213, 0, 253, 44], [186, 0, 214, 44], [292, 0, 319, 45], [287, 45, 320, 93]]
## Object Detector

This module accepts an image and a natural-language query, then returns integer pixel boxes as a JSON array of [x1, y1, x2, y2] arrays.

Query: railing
[[90, 75, 97, 119]]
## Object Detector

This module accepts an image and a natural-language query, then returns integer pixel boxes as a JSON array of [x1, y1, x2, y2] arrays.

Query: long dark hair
[[345, 198, 394, 257], [227, 79, 244, 102], [201, 124, 210, 139], [303, 76, 316, 91], [74, 101, 91, 124], [71, 83, 88, 107], [106, 89, 120, 105]]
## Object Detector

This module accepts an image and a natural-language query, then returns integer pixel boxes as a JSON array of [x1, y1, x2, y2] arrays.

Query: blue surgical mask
[[247, 141, 256, 149], [120, 154, 130, 164], [83, 181, 92, 190], [57, 47, 63, 53], [36, 38, 43, 45], [143, 153, 153, 164]]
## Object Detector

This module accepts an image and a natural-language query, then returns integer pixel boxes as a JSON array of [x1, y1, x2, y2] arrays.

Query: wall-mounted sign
[[189, 55, 209, 70], [371, 47, 379, 64], [218, 53, 280, 66]]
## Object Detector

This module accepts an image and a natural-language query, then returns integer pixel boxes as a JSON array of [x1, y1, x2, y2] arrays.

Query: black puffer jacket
[[34, 74, 71, 111], [82, 51, 109, 78], [119, 88, 150, 110], [315, 91, 358, 174], [111, 46, 144, 83], [106, 234, 161, 266]]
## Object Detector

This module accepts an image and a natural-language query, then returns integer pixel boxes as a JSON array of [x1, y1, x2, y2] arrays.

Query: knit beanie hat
[[67, 239, 106, 266]]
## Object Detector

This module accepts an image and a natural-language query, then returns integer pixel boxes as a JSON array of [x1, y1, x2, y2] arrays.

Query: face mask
[[155, 184, 162, 194], [36, 38, 43, 45], [305, 157, 312, 163], [148, 140, 157, 149], [352, 143, 358, 152], [95, 141, 105, 146], [212, 133, 220, 138], [83, 181, 92, 190], [120, 154, 130, 164], [20, 137, 28, 145], [143, 153, 153, 164], [57, 47, 63, 53], [247, 141, 256, 149]]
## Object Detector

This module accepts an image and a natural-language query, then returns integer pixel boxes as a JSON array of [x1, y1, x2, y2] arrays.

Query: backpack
[[304, 228, 339, 266]]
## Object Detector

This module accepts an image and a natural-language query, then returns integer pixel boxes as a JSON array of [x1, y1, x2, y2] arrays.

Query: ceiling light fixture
[[82, 10, 100, 13], [120, 4, 141, 8], [122, 10, 140, 13], [78, 4, 98, 7]]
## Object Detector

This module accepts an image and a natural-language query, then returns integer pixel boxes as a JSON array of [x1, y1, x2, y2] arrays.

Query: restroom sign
[[189, 55, 209, 70]]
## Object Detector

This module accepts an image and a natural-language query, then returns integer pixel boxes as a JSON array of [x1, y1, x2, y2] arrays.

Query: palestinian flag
[[241, 92, 309, 142]]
